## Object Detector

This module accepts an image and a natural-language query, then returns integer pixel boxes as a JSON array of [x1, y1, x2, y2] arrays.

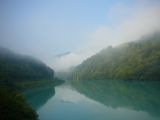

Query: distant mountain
[[71, 33, 160, 81], [53, 52, 86, 72], [0, 46, 54, 82], [55, 52, 71, 58]]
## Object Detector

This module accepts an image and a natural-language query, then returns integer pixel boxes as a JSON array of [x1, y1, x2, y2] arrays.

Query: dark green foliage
[[0, 47, 54, 82], [71, 33, 160, 81], [0, 47, 58, 120], [0, 86, 38, 120]]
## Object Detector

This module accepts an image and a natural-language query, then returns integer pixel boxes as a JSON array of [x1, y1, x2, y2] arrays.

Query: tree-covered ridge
[[0, 46, 54, 82], [0, 47, 56, 120], [71, 33, 160, 81], [0, 48, 64, 120]]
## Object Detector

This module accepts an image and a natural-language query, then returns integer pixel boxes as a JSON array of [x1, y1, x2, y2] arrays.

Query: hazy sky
[[0, 0, 160, 71]]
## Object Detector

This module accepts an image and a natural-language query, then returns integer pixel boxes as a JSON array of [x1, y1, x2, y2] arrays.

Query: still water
[[24, 80, 160, 120]]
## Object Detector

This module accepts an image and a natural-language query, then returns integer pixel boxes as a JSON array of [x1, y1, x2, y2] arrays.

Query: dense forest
[[0, 47, 57, 120], [0, 46, 54, 83], [71, 33, 160, 81]]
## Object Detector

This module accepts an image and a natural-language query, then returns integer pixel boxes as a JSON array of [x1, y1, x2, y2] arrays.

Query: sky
[[0, 0, 160, 71]]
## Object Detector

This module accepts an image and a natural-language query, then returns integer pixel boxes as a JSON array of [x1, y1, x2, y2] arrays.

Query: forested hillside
[[0, 47, 54, 83], [71, 33, 160, 81], [0, 47, 56, 120]]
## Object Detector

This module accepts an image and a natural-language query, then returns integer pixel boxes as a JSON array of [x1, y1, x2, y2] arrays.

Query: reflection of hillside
[[72, 80, 160, 116], [23, 85, 55, 110]]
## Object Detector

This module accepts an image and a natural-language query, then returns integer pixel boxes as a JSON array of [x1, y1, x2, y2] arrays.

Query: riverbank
[[16, 78, 65, 90]]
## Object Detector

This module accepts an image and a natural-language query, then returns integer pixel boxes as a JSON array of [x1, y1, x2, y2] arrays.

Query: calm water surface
[[24, 80, 160, 120]]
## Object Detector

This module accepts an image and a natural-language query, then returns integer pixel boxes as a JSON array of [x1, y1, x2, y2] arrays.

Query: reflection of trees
[[24, 85, 55, 110], [72, 80, 160, 116]]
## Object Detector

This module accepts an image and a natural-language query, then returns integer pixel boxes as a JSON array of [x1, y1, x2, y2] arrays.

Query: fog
[[0, 0, 160, 72]]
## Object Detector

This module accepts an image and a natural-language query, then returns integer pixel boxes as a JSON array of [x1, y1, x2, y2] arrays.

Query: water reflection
[[24, 85, 55, 110], [71, 79, 160, 117]]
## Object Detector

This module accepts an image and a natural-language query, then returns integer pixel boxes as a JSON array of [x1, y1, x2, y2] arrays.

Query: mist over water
[[1, 1, 160, 120]]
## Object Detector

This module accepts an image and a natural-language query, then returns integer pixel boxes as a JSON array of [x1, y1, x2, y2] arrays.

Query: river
[[24, 80, 160, 120]]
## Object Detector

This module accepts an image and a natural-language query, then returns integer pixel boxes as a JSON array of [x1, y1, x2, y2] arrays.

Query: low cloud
[[88, 1, 160, 48], [52, 52, 91, 72], [53, 1, 160, 72]]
